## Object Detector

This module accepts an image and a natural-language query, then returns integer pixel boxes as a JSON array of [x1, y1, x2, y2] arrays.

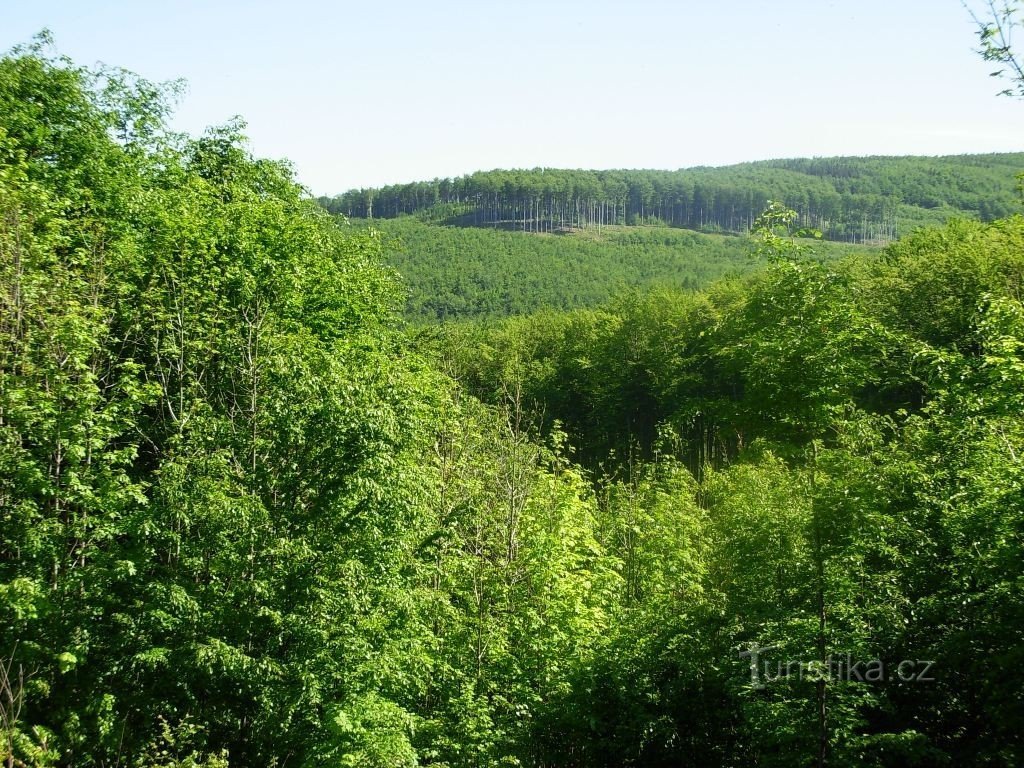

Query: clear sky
[[3, 0, 1023, 195]]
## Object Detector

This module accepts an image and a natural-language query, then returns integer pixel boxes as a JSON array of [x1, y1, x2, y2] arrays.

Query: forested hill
[[359, 217, 871, 322], [319, 153, 1024, 243]]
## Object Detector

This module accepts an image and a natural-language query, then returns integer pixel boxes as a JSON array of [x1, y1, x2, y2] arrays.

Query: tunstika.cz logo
[[738, 643, 935, 690]]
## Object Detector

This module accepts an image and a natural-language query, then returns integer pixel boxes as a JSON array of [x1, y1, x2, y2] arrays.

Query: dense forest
[[359, 217, 871, 322], [319, 154, 1024, 244], [2, 40, 1024, 768]]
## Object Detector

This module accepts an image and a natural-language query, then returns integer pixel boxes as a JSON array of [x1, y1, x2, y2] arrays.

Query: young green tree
[[966, 1, 1024, 97], [0, 41, 437, 767]]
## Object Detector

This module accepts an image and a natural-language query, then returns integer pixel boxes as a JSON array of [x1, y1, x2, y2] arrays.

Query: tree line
[[319, 154, 1024, 243]]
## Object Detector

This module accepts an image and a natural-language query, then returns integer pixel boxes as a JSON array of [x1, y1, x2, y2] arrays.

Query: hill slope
[[354, 217, 871, 322]]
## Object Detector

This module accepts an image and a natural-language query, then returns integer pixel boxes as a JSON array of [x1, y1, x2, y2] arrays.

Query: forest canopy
[[359, 217, 872, 322], [2, 38, 1024, 768]]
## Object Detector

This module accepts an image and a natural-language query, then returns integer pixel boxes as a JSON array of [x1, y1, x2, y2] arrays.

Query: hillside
[[354, 216, 872, 322], [320, 153, 1024, 243]]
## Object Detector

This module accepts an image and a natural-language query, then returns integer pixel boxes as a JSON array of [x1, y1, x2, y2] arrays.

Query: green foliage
[[0, 42, 429, 767], [4, 37, 1024, 768], [966, 1, 1024, 98], [433, 214, 1024, 766], [361, 216, 854, 322]]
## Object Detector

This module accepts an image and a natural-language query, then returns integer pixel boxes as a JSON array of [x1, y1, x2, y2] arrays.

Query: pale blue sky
[[3, 1, 1023, 195]]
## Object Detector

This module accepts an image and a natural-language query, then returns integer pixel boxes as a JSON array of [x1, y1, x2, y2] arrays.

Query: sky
[[3, 0, 1023, 195]]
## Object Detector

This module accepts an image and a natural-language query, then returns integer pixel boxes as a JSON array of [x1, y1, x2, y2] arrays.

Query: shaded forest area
[[319, 155, 1024, 243]]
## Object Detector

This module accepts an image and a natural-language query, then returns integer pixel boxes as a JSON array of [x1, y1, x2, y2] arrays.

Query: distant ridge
[[319, 153, 1024, 244]]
